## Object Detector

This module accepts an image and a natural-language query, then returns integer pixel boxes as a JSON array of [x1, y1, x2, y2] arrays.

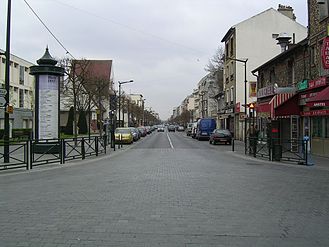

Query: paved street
[[1, 131, 329, 246]]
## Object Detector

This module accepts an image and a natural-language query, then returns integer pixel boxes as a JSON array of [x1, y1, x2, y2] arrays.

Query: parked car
[[115, 128, 133, 144], [195, 118, 216, 140], [129, 127, 140, 141], [186, 122, 193, 136], [168, 125, 176, 132], [209, 129, 232, 145], [191, 122, 198, 138], [137, 127, 147, 137]]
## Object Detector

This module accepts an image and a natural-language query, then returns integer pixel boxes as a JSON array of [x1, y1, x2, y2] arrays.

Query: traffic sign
[[6, 105, 13, 114], [0, 96, 6, 107], [0, 88, 7, 96]]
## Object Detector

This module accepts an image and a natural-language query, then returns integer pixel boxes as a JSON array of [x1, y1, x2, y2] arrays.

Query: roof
[[251, 38, 308, 73], [74, 59, 113, 95], [221, 7, 306, 43]]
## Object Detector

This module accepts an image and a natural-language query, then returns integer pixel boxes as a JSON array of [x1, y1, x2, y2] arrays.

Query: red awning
[[306, 86, 329, 107], [270, 93, 294, 118], [275, 93, 300, 116], [256, 101, 271, 113], [256, 93, 295, 118]]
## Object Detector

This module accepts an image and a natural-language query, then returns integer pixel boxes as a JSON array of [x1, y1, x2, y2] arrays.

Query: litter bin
[[272, 144, 282, 161]]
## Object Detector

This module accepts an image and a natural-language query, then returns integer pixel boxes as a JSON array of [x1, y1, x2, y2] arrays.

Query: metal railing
[[246, 137, 309, 165], [0, 140, 28, 170], [0, 135, 108, 171]]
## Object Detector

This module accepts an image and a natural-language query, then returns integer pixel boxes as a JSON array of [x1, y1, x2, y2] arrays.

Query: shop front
[[298, 77, 329, 157]]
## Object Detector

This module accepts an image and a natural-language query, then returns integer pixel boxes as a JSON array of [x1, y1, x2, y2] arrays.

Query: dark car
[[168, 125, 176, 132], [209, 129, 232, 145]]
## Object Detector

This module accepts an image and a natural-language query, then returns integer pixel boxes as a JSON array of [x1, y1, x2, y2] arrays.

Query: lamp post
[[227, 57, 248, 152], [142, 98, 146, 126], [2, 0, 11, 163], [118, 80, 133, 127]]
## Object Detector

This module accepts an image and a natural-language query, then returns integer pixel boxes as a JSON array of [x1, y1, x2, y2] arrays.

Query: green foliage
[[65, 106, 74, 135], [0, 128, 32, 140], [77, 109, 88, 134]]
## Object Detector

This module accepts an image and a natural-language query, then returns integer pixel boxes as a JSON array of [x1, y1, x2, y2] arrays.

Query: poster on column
[[39, 75, 58, 139]]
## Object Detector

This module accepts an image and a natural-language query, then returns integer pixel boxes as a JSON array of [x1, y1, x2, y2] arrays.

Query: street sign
[[6, 105, 13, 114], [0, 88, 7, 96], [0, 96, 6, 107]]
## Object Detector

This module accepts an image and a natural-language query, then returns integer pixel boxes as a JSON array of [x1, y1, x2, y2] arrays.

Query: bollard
[[81, 138, 85, 160]]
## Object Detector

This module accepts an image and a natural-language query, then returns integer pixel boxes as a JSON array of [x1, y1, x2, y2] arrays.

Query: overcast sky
[[0, 0, 308, 120]]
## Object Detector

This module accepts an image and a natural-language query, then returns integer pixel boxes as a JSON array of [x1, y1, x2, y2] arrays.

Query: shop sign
[[300, 92, 318, 100], [297, 79, 308, 91], [249, 81, 257, 97], [308, 77, 327, 90], [239, 113, 247, 120], [307, 101, 329, 107], [322, 37, 329, 69], [301, 109, 329, 116], [225, 108, 233, 114], [235, 102, 240, 112], [257, 85, 275, 98]]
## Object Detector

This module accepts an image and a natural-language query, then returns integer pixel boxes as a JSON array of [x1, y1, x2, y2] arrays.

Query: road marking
[[166, 133, 174, 149]]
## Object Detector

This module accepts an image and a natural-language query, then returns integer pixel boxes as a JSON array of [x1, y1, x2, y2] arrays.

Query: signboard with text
[[322, 37, 329, 69], [257, 85, 275, 98], [38, 75, 59, 139], [308, 77, 327, 90]]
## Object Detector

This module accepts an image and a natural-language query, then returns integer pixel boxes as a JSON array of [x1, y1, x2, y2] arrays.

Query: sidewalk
[[232, 140, 329, 170]]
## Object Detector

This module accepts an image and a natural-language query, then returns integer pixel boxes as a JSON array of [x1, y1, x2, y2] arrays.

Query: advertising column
[[38, 75, 59, 139]]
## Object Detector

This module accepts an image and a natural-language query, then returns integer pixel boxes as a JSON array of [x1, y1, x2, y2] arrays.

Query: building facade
[[303, 0, 329, 157], [221, 5, 307, 140], [0, 50, 35, 131]]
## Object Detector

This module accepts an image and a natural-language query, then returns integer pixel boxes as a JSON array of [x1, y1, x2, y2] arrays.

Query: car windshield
[[115, 128, 131, 134], [214, 129, 231, 135]]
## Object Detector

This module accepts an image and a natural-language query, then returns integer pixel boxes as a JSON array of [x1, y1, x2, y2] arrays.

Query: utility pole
[[3, 0, 12, 163]]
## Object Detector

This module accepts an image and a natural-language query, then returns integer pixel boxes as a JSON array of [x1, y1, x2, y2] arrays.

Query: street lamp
[[227, 57, 248, 152], [142, 98, 146, 126], [118, 80, 133, 127]]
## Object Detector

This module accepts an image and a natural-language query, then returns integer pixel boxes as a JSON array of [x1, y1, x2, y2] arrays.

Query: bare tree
[[205, 46, 225, 73], [60, 58, 91, 138]]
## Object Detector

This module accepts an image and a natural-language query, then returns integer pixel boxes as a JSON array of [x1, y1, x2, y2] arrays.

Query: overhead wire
[[23, 0, 75, 59], [48, 0, 205, 56]]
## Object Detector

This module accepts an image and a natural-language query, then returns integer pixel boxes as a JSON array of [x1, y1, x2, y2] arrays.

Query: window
[[319, 0, 329, 20], [14, 62, 18, 68], [312, 117, 323, 138], [230, 87, 234, 103], [19, 66, 25, 85], [19, 89, 24, 108], [1, 58, 5, 63], [325, 117, 329, 138], [259, 73, 265, 88], [225, 43, 229, 58], [310, 46, 315, 66], [287, 59, 294, 86], [270, 69, 276, 84], [230, 37, 234, 57]]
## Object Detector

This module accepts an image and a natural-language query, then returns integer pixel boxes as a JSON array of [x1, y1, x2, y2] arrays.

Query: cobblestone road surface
[[1, 131, 329, 246]]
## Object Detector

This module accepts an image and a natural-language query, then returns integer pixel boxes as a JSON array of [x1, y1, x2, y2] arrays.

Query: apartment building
[[0, 49, 35, 130], [221, 5, 307, 140]]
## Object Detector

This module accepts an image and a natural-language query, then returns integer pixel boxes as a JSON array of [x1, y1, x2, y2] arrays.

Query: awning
[[256, 93, 294, 118], [275, 93, 300, 116], [270, 93, 294, 118], [306, 86, 329, 107]]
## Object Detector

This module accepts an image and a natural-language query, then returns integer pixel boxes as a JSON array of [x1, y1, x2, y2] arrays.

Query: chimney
[[277, 4, 296, 21], [276, 32, 292, 53]]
